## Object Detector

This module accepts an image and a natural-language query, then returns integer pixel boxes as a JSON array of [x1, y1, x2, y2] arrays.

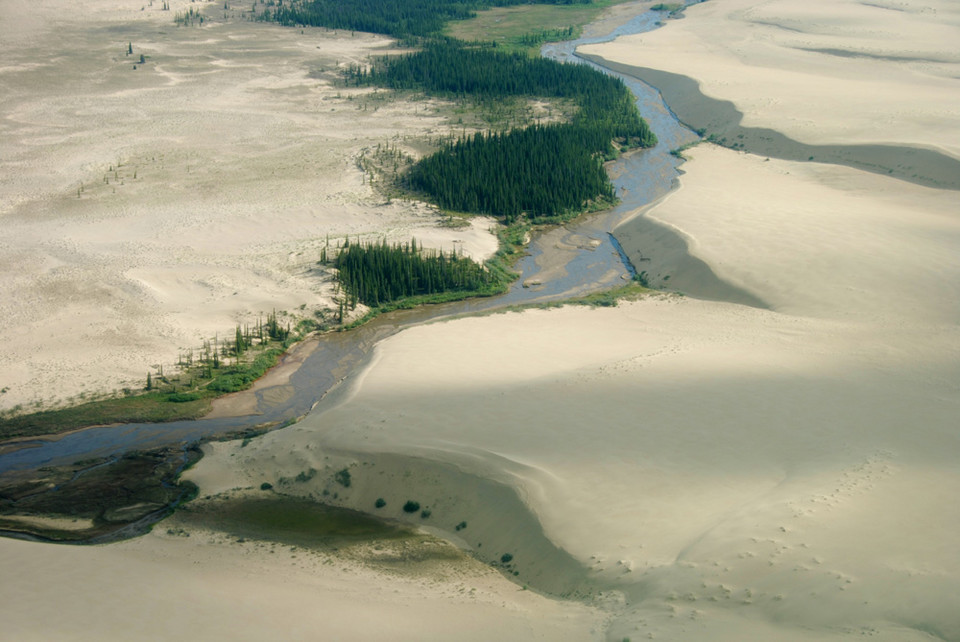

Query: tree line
[[261, 0, 589, 39]]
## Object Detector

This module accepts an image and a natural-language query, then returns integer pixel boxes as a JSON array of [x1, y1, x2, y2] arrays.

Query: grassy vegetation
[[445, 0, 630, 54], [176, 496, 412, 546], [0, 392, 215, 440], [651, 3, 685, 15], [0, 326, 294, 440], [550, 279, 651, 308], [670, 140, 702, 160]]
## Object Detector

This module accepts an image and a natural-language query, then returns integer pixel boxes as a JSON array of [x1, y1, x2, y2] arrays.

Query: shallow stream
[[0, 5, 707, 475]]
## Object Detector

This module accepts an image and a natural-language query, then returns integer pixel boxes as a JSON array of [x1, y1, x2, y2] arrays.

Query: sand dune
[[0, 528, 601, 641], [200, 1, 960, 638], [2, 0, 959, 640], [582, 0, 960, 156]]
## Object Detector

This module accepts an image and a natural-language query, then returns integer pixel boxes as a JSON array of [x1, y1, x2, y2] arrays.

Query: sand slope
[[0, 528, 601, 641], [582, 0, 960, 156]]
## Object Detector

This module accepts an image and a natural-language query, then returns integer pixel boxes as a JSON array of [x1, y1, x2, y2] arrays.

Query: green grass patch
[[555, 280, 650, 307], [651, 3, 685, 14], [445, 0, 629, 54], [0, 340, 292, 440], [0, 392, 215, 440], [177, 496, 411, 546], [207, 348, 284, 393]]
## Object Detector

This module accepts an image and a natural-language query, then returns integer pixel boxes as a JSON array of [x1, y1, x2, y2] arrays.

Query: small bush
[[294, 468, 317, 483], [500, 553, 513, 564], [375, 498, 386, 508], [260, 482, 273, 491], [334, 468, 351, 488], [402, 500, 420, 513], [167, 392, 201, 403], [455, 520, 467, 531], [420, 509, 431, 519]]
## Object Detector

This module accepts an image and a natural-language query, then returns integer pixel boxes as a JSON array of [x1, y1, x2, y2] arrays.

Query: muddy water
[[0, 6, 736, 475]]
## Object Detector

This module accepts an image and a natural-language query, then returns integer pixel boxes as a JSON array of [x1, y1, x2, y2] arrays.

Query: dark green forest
[[262, 0, 590, 39], [349, 42, 656, 221], [333, 238, 503, 308], [408, 125, 615, 221]]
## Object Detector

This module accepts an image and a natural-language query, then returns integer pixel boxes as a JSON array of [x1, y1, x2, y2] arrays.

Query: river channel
[[0, 5, 706, 475]]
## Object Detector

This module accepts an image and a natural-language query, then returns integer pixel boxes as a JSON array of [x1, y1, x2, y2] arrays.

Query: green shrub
[[402, 500, 421, 513], [294, 468, 317, 483], [334, 468, 352, 488], [167, 392, 201, 403], [375, 498, 386, 508]]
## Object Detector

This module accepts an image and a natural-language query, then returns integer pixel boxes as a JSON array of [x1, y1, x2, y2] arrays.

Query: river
[[0, 4, 707, 475]]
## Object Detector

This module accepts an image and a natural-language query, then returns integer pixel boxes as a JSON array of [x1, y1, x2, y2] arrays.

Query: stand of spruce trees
[[349, 41, 656, 222], [334, 238, 499, 308]]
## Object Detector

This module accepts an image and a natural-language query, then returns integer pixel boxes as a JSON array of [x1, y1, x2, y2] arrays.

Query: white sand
[[0, 528, 601, 641], [581, 0, 960, 157], [3, 0, 960, 640], [0, 0, 497, 413]]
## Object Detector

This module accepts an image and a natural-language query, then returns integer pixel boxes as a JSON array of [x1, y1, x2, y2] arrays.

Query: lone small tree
[[127, 42, 133, 55]]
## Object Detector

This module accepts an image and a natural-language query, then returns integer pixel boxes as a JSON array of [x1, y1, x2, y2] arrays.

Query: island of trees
[[332, 238, 503, 308]]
